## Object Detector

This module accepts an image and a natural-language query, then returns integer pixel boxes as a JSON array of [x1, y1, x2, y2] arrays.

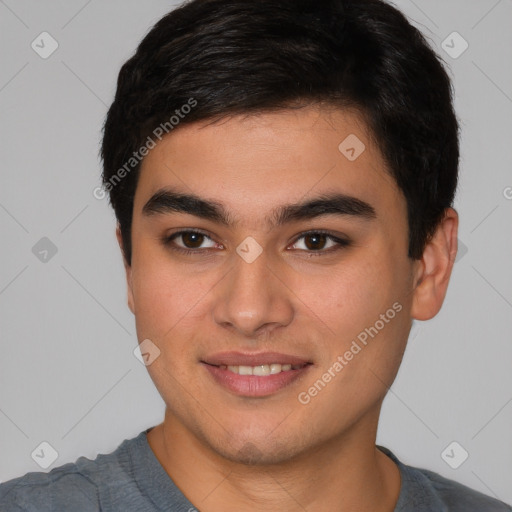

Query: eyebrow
[[142, 187, 376, 227]]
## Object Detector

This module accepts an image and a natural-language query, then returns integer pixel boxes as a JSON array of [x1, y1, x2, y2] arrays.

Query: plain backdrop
[[1, 0, 511, 504]]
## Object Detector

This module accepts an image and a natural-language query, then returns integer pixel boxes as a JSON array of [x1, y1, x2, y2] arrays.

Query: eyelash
[[162, 229, 351, 257]]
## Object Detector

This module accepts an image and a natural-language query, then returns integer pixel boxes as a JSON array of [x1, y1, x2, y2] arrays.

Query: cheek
[[294, 254, 401, 335], [291, 247, 412, 392], [295, 262, 410, 424], [130, 250, 207, 339]]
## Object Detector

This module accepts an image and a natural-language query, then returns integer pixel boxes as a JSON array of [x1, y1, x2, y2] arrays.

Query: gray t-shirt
[[1, 428, 510, 511]]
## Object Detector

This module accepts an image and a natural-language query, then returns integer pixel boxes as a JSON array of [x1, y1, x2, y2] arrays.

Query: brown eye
[[166, 231, 218, 251], [181, 232, 205, 248], [304, 233, 328, 250], [290, 232, 350, 253]]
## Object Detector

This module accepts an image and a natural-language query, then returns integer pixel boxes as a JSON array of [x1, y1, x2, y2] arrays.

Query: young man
[[1, 0, 510, 510]]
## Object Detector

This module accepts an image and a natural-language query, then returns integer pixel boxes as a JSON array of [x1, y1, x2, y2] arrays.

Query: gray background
[[1, 0, 511, 504]]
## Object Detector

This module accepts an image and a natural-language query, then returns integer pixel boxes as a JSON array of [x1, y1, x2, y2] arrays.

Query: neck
[[147, 408, 401, 512]]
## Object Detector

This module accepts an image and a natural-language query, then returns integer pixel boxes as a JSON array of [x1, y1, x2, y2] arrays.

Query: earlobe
[[411, 208, 459, 321], [116, 225, 135, 314]]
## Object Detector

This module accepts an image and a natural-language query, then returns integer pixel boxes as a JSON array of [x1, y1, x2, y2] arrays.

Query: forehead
[[134, 106, 404, 224]]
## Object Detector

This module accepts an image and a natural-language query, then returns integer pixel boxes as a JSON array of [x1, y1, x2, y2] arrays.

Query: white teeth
[[224, 363, 302, 375], [270, 364, 282, 374], [238, 365, 253, 375], [253, 365, 271, 376]]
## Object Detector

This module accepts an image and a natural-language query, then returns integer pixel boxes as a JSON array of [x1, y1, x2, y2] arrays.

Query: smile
[[201, 352, 312, 397], [220, 363, 305, 376]]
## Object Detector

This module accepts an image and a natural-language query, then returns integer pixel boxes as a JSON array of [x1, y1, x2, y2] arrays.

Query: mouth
[[216, 362, 306, 375], [201, 352, 313, 397]]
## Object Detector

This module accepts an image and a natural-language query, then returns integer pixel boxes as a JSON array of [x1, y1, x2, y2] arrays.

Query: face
[[123, 107, 421, 464]]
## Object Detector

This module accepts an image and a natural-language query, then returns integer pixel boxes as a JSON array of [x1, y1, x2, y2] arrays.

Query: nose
[[212, 248, 295, 338]]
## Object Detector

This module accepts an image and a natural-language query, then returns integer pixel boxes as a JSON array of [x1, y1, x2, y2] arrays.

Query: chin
[[218, 441, 296, 466], [205, 427, 308, 467]]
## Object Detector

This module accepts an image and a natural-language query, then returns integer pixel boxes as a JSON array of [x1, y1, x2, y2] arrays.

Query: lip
[[201, 351, 312, 398], [203, 351, 311, 367]]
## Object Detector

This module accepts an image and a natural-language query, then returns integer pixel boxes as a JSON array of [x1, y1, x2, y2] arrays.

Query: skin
[[117, 106, 458, 511]]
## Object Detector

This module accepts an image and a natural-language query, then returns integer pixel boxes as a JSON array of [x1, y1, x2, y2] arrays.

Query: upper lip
[[203, 351, 311, 367]]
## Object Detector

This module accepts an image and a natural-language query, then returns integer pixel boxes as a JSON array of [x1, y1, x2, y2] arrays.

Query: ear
[[116, 224, 135, 314], [411, 208, 459, 321]]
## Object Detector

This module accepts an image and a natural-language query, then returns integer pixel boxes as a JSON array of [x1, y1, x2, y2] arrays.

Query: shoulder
[[417, 467, 512, 512], [0, 461, 100, 512], [378, 446, 512, 512], [0, 432, 144, 512]]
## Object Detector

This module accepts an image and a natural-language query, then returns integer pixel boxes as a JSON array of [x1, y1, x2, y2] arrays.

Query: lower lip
[[202, 363, 311, 397]]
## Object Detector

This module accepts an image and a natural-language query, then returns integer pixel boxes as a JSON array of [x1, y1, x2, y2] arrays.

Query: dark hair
[[101, 0, 459, 265]]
